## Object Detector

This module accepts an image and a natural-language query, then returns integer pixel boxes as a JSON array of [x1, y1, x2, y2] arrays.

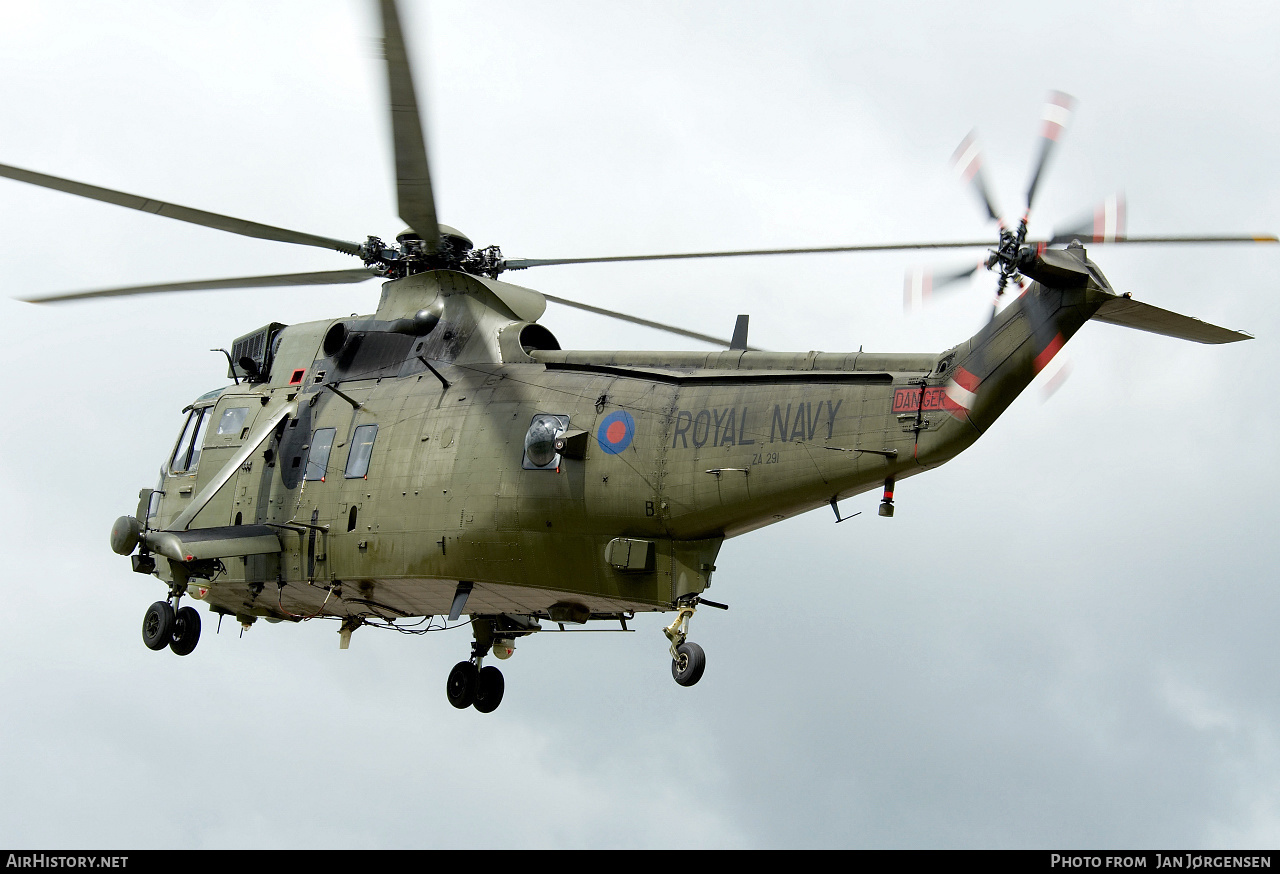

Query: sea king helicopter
[[8, 1, 1272, 713]]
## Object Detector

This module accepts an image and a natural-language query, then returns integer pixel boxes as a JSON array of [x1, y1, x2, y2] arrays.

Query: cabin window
[[169, 407, 213, 474], [305, 428, 337, 481], [216, 406, 251, 436], [344, 424, 378, 478]]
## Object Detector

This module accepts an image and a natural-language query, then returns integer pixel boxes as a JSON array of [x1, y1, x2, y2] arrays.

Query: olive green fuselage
[[144, 261, 1107, 625]]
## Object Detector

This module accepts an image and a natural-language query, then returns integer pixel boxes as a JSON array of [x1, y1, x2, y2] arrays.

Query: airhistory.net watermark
[[5, 856, 128, 868]]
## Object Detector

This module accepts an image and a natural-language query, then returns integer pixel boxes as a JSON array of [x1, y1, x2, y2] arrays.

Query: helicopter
[[7, 1, 1272, 715]]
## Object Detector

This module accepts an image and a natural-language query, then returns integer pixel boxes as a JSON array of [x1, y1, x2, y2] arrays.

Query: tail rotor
[[1025, 91, 1075, 214], [911, 91, 1085, 395], [911, 92, 1080, 322], [952, 131, 1004, 228], [1050, 193, 1127, 245], [902, 261, 984, 313]]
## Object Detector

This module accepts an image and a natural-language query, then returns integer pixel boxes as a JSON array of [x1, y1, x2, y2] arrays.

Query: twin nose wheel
[[446, 661, 505, 713], [141, 601, 201, 655]]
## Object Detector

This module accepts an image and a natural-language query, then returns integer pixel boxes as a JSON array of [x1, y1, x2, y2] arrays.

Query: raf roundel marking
[[596, 410, 635, 455]]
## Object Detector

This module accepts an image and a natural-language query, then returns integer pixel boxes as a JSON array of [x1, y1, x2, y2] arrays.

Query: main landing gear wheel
[[671, 641, 706, 687], [473, 665, 505, 713], [446, 661, 479, 709], [142, 601, 175, 651], [169, 605, 201, 656], [664, 602, 708, 687]]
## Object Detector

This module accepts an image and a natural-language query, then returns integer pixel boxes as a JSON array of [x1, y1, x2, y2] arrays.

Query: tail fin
[[914, 248, 1251, 469], [1090, 296, 1253, 344]]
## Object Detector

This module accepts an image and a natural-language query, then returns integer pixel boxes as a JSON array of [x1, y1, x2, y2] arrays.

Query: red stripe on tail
[[1034, 332, 1065, 373], [951, 366, 980, 393]]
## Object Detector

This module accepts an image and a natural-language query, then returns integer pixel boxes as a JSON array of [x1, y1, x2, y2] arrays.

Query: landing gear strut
[[664, 601, 707, 687]]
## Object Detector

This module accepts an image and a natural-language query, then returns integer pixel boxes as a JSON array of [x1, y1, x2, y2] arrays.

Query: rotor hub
[[363, 224, 504, 280]]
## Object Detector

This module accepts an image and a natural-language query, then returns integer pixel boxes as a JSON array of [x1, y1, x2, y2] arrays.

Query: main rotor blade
[[20, 268, 375, 304], [504, 240, 1000, 269], [0, 162, 363, 257], [508, 232, 1277, 271], [378, 0, 440, 250], [542, 293, 761, 350], [1049, 234, 1279, 246]]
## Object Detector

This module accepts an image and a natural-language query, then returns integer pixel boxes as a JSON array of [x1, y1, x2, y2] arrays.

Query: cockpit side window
[[216, 406, 251, 437], [169, 407, 213, 474], [186, 409, 213, 472], [170, 411, 199, 473]]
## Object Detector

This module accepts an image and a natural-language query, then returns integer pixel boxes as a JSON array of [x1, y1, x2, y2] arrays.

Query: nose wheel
[[473, 666, 505, 713], [446, 634, 507, 713], [446, 661, 479, 708], [170, 606, 201, 656], [142, 601, 174, 651], [141, 595, 202, 656]]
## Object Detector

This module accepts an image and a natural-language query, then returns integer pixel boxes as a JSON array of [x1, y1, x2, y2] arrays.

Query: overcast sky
[[1, 0, 1278, 850]]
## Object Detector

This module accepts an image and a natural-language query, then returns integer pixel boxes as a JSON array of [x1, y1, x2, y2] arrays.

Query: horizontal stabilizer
[[1092, 296, 1253, 344]]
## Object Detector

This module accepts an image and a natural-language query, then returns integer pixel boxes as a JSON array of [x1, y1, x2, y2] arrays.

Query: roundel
[[596, 410, 636, 455]]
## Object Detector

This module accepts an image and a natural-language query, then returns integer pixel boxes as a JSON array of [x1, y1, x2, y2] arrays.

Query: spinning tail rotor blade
[[1050, 193, 1126, 244], [903, 261, 983, 312], [378, 0, 440, 250], [20, 268, 375, 304], [0, 162, 363, 256], [1017, 280, 1074, 399], [952, 131, 1003, 224], [1026, 91, 1075, 212], [1040, 356, 1073, 401], [1023, 285, 1067, 375]]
